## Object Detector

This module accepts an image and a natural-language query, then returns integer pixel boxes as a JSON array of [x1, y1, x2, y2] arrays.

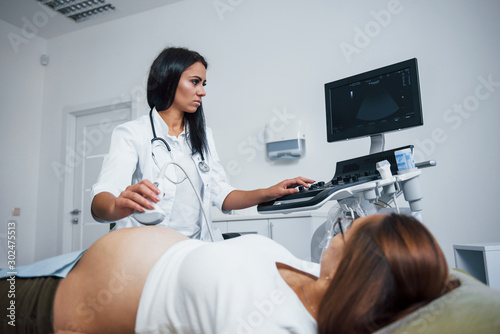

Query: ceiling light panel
[[36, 0, 116, 22]]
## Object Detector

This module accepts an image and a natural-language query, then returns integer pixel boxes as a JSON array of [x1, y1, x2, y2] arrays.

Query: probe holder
[[397, 168, 423, 212]]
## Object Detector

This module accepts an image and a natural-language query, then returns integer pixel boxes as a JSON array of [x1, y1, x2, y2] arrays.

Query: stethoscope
[[149, 107, 210, 173]]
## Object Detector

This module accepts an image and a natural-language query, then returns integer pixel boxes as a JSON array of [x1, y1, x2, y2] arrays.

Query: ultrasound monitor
[[325, 58, 423, 154]]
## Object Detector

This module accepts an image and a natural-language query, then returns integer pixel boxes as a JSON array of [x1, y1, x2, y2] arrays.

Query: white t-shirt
[[136, 235, 319, 334]]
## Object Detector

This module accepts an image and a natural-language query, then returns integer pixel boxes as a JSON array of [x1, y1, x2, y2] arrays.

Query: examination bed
[[1, 251, 499, 333]]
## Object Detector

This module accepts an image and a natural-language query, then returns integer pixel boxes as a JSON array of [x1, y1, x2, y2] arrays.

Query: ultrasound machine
[[257, 58, 435, 259]]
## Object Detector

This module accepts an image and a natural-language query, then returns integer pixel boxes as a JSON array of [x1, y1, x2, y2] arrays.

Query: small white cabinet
[[213, 212, 326, 261], [217, 219, 270, 237], [454, 243, 500, 291]]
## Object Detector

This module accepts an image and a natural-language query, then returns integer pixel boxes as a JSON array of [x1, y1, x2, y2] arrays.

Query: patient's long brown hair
[[317, 213, 457, 334]]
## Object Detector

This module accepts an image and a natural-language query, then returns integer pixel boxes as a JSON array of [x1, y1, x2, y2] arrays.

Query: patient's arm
[[53, 226, 188, 334]]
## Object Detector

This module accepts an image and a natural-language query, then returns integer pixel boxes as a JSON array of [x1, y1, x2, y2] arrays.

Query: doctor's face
[[171, 61, 207, 114]]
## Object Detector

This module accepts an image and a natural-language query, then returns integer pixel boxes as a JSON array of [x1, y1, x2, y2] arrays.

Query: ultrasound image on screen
[[328, 68, 417, 139], [357, 85, 399, 121]]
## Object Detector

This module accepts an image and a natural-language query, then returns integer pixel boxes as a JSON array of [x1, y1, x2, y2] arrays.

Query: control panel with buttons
[[258, 145, 417, 214]]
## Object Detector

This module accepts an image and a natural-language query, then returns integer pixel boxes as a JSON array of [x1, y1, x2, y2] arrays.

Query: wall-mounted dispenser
[[265, 119, 305, 160]]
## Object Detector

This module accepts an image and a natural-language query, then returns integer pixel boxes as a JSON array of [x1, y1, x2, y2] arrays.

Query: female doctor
[[91, 47, 313, 241]]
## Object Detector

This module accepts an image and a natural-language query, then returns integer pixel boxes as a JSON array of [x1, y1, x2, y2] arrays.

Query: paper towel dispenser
[[265, 119, 305, 160]]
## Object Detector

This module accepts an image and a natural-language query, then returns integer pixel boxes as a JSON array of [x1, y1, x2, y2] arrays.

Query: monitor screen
[[325, 58, 423, 148]]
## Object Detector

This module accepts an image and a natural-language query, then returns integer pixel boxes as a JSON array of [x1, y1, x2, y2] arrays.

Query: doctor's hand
[[265, 176, 315, 201], [221, 176, 315, 211], [91, 180, 161, 222]]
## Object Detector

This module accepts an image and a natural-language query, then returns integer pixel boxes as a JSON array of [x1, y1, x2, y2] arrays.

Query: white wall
[[1, 0, 499, 265], [0, 19, 46, 265]]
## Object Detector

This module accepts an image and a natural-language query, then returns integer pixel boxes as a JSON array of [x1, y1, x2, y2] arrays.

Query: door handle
[[71, 209, 81, 224]]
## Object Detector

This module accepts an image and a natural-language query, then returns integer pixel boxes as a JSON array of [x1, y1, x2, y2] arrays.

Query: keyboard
[[257, 145, 413, 213]]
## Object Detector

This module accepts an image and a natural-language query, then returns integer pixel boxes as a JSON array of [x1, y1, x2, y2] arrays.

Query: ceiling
[[0, 0, 183, 39]]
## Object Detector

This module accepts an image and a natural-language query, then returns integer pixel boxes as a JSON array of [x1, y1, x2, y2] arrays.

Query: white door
[[67, 103, 132, 251]]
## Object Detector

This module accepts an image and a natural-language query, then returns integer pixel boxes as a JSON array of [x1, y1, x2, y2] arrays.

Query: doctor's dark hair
[[317, 213, 459, 334], [147, 47, 209, 158]]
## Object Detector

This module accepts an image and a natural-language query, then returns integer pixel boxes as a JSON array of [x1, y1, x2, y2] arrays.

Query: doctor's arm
[[91, 123, 163, 222], [91, 180, 161, 222], [221, 176, 314, 211]]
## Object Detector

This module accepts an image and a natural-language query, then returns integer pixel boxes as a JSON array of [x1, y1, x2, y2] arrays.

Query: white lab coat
[[91, 108, 235, 241]]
